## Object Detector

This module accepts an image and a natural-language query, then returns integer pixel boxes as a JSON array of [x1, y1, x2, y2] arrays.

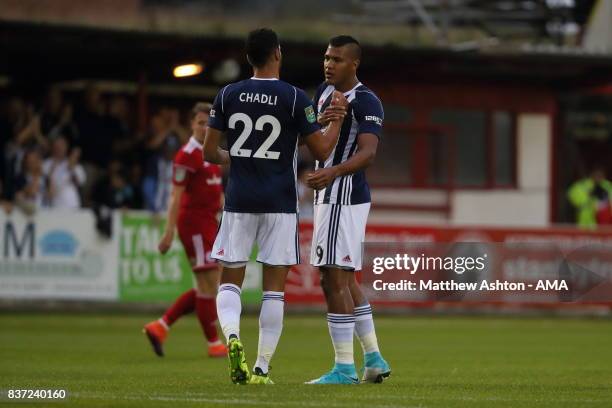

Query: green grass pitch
[[1, 312, 611, 407]]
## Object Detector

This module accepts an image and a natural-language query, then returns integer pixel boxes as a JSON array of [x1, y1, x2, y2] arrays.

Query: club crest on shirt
[[174, 167, 186, 182], [305, 105, 316, 123]]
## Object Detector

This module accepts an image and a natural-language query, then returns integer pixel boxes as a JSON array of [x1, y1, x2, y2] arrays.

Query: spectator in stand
[[142, 134, 180, 213], [92, 160, 136, 237], [75, 85, 130, 206], [568, 166, 612, 229], [0, 98, 13, 209], [40, 87, 78, 144], [43, 136, 86, 209], [107, 95, 131, 138], [140, 108, 190, 210], [6, 98, 49, 181], [108, 95, 141, 162], [14, 149, 49, 214], [92, 160, 136, 209], [13, 102, 49, 153], [75, 85, 109, 167], [146, 107, 188, 151], [127, 162, 144, 209], [1, 88, 210, 214], [6, 96, 29, 139]]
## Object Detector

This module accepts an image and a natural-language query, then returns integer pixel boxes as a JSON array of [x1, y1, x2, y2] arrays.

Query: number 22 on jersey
[[228, 112, 281, 160]]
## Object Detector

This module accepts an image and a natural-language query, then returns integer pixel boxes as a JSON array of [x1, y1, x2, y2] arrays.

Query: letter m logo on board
[[3, 222, 35, 259]]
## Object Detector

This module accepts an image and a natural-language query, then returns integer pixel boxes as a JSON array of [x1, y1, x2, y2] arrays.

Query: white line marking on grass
[[74, 390, 611, 407], [355, 394, 609, 404], [72, 392, 420, 408]]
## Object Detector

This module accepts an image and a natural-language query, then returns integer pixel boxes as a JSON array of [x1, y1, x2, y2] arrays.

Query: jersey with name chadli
[[208, 77, 320, 213]]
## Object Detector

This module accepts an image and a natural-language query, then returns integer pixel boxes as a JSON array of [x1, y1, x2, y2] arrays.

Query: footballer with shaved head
[[306, 35, 391, 385]]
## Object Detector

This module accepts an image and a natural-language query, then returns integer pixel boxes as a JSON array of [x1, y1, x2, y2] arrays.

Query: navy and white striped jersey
[[313, 82, 383, 205], [208, 78, 320, 213]]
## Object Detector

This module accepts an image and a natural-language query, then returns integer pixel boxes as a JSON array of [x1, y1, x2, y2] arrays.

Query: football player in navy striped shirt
[[204, 28, 347, 385], [306, 36, 391, 385]]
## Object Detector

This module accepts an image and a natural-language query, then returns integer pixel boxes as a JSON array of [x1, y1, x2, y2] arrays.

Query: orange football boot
[[207, 342, 228, 358], [143, 320, 168, 357]]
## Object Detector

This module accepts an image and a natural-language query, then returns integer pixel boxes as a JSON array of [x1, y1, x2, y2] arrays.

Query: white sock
[[254, 291, 284, 374], [216, 283, 242, 341], [157, 318, 169, 331], [354, 303, 380, 354], [327, 313, 355, 365]]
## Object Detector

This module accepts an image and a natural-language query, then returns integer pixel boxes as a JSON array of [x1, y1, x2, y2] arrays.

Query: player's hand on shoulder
[[306, 166, 339, 190]]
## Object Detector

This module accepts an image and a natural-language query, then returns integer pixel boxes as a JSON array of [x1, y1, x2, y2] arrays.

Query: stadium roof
[[0, 0, 602, 50], [1, 20, 612, 92]]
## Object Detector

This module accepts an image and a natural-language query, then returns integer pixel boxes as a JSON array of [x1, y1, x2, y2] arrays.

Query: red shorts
[[177, 209, 218, 272]]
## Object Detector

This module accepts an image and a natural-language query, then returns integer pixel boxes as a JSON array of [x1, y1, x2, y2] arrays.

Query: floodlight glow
[[173, 63, 203, 78]]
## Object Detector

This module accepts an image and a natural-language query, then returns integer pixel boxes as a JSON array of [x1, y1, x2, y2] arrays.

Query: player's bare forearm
[[203, 127, 230, 165], [163, 186, 184, 235], [305, 119, 342, 162], [158, 184, 184, 254], [306, 134, 378, 190], [333, 149, 374, 177], [212, 148, 230, 165], [204, 146, 230, 165], [333, 133, 378, 177], [204, 147, 229, 165], [320, 120, 343, 159], [308, 148, 373, 190]]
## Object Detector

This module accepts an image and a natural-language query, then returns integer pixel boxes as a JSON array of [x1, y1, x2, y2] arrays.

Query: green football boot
[[248, 367, 274, 385], [227, 337, 250, 384]]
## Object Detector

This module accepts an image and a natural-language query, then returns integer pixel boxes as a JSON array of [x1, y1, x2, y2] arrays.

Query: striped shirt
[[313, 82, 384, 205]]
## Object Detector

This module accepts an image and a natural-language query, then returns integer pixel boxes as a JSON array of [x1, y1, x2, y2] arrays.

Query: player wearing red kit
[[143, 102, 227, 358]]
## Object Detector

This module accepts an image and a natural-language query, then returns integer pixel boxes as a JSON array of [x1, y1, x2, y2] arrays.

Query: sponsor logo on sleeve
[[365, 115, 383, 126]]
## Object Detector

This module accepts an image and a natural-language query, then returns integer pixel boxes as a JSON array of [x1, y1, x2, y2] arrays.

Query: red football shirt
[[172, 137, 222, 214]]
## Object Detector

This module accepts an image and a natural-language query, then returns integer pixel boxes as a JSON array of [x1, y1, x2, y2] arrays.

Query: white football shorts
[[212, 211, 300, 267], [310, 203, 370, 271]]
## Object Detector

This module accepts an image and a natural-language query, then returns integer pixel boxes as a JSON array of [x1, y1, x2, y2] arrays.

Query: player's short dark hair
[[246, 28, 279, 68], [329, 35, 361, 59], [190, 102, 212, 120]]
